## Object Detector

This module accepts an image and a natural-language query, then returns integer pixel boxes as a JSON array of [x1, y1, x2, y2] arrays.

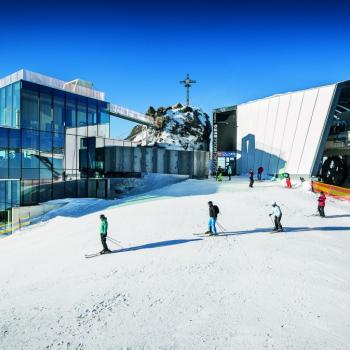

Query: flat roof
[[213, 80, 350, 112], [0, 69, 105, 101]]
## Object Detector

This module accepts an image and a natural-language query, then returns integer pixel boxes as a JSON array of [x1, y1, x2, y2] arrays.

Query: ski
[[85, 252, 101, 258]]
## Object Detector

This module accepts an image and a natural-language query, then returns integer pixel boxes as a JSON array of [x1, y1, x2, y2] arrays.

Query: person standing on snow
[[269, 202, 283, 232], [257, 166, 263, 180], [249, 169, 254, 188], [99, 214, 111, 254], [317, 191, 326, 217], [227, 164, 232, 181], [206, 201, 218, 235]]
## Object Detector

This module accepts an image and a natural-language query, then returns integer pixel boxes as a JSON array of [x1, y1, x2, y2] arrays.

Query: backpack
[[213, 205, 220, 215]]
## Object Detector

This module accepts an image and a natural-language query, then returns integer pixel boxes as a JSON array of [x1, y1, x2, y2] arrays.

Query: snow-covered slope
[[126, 103, 211, 150], [1, 179, 350, 350]]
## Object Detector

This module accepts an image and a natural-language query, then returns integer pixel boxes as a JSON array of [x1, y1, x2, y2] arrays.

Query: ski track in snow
[[0, 178, 350, 350]]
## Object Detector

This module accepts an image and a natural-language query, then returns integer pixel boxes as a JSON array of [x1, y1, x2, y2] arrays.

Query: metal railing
[[109, 103, 155, 126]]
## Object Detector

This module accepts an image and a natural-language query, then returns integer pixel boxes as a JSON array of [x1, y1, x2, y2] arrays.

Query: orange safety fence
[[311, 181, 350, 201]]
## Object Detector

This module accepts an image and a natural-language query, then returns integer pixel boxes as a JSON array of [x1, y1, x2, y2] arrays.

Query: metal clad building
[[214, 81, 350, 185]]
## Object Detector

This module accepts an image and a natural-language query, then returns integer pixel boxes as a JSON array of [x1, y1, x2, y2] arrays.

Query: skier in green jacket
[[99, 214, 111, 254]]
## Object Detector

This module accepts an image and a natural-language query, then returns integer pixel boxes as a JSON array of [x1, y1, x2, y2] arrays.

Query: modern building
[[0, 69, 154, 235], [213, 81, 350, 186]]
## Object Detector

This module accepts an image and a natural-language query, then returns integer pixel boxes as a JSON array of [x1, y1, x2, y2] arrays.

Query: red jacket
[[318, 194, 326, 207]]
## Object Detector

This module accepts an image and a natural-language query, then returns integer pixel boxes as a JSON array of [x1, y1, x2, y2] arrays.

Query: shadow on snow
[[109, 238, 203, 254], [218, 226, 350, 236]]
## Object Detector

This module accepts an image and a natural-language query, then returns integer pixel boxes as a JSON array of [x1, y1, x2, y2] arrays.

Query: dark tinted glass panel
[[39, 87, 52, 132], [39, 178, 52, 203], [53, 90, 65, 133], [39, 132, 53, 170], [88, 179, 97, 197], [88, 99, 97, 137], [65, 180, 77, 197], [21, 180, 39, 205], [0, 128, 8, 147], [0, 146, 8, 178], [11, 180, 20, 206], [78, 179, 87, 197], [12, 82, 20, 128], [53, 133, 64, 171], [22, 168, 39, 180], [97, 101, 110, 137], [77, 96, 87, 135], [5, 85, 12, 126], [21, 81, 39, 130], [0, 88, 5, 126], [65, 94, 76, 130], [22, 129, 39, 168], [52, 179, 65, 200], [9, 129, 21, 171]]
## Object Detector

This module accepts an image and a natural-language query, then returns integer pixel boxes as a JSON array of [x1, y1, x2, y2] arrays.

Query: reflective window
[[0, 128, 9, 179], [9, 129, 21, 172], [21, 180, 39, 205], [66, 94, 76, 130], [12, 82, 20, 128], [77, 96, 87, 136], [0, 82, 20, 129], [22, 129, 39, 168], [0, 88, 5, 126], [21, 81, 39, 130], [5, 85, 12, 126], [53, 91, 65, 133], [53, 133, 64, 172], [39, 132, 52, 172], [39, 87, 52, 132], [97, 101, 110, 137], [88, 99, 97, 136]]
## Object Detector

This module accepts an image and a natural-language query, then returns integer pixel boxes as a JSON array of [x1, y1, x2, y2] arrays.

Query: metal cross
[[180, 73, 197, 106]]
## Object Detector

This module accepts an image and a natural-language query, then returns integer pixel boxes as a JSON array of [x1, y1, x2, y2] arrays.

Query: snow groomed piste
[[0, 177, 350, 349]]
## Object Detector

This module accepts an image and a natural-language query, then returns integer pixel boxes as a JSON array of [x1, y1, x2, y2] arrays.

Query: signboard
[[217, 151, 236, 157]]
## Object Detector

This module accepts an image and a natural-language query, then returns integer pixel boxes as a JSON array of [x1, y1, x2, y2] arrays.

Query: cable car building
[[213, 81, 350, 187]]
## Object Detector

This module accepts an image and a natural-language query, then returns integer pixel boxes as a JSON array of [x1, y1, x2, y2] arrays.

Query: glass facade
[[0, 80, 111, 235], [0, 82, 20, 129]]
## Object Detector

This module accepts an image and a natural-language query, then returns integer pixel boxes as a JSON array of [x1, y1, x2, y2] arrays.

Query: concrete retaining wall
[[104, 146, 209, 177]]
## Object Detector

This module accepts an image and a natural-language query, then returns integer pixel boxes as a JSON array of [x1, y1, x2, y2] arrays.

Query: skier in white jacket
[[269, 202, 283, 232]]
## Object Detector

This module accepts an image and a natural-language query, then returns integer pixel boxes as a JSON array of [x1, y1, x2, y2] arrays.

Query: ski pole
[[107, 237, 124, 248], [269, 215, 274, 228], [108, 236, 121, 243], [216, 221, 227, 232]]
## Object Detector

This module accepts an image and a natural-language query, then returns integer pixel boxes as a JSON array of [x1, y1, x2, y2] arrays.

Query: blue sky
[[1, 0, 350, 138]]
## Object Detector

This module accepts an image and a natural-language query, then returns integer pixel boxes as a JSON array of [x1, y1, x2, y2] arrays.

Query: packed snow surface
[[1, 178, 350, 350]]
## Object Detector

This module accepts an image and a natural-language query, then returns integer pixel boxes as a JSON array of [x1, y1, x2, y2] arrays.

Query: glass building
[[0, 70, 152, 235]]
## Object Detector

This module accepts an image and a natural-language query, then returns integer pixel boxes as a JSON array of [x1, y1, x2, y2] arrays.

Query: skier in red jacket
[[317, 191, 326, 217]]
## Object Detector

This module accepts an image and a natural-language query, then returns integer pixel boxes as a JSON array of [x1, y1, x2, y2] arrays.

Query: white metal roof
[[0, 69, 105, 100]]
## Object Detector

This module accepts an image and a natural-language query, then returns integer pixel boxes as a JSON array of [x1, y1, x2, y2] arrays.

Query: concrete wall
[[236, 84, 336, 177], [104, 146, 209, 177]]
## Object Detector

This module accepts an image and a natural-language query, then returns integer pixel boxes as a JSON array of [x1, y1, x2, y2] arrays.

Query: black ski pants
[[101, 234, 109, 251], [249, 178, 254, 187], [318, 206, 325, 217], [274, 215, 283, 231]]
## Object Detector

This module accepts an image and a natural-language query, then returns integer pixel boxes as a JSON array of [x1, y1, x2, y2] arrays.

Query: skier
[[257, 166, 263, 180], [216, 166, 223, 182], [227, 164, 232, 181], [317, 191, 326, 217], [99, 214, 111, 254], [249, 169, 254, 188], [206, 201, 218, 235], [269, 202, 283, 232]]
